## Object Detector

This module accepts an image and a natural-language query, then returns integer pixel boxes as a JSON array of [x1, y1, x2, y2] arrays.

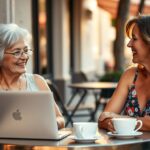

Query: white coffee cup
[[73, 122, 97, 139], [111, 118, 143, 134]]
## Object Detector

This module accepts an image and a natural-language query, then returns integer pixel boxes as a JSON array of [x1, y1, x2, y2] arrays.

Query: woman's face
[[127, 24, 150, 65], [1, 39, 30, 75]]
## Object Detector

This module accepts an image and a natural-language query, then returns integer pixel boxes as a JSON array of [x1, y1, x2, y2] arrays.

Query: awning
[[97, 0, 150, 19]]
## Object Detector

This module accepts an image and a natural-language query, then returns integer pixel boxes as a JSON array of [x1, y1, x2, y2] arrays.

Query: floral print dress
[[124, 69, 150, 117]]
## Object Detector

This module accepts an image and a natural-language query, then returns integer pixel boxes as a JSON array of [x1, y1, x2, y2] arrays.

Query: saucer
[[71, 136, 100, 143], [107, 131, 143, 139]]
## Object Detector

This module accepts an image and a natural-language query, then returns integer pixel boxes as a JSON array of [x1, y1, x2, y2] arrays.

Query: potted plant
[[99, 71, 123, 98], [100, 71, 122, 82]]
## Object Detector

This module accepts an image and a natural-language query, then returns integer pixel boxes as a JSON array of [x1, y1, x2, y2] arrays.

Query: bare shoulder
[[33, 74, 49, 90], [123, 67, 137, 77], [119, 67, 137, 86]]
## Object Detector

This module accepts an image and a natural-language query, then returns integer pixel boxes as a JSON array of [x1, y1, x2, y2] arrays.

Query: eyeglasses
[[4, 48, 33, 59]]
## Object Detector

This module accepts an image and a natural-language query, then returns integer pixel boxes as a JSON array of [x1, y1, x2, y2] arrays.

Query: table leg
[[89, 92, 101, 121], [66, 89, 79, 106], [65, 90, 87, 126]]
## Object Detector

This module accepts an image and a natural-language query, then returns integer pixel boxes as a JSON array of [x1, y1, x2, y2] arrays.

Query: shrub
[[100, 71, 123, 82]]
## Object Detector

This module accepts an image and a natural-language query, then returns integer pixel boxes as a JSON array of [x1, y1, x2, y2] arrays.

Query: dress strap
[[25, 73, 39, 91], [133, 69, 138, 84]]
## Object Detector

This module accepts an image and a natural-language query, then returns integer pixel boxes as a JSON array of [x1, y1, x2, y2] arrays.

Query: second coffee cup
[[111, 118, 143, 134]]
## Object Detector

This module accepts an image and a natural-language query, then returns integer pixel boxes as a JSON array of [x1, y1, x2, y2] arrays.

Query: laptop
[[0, 91, 71, 140]]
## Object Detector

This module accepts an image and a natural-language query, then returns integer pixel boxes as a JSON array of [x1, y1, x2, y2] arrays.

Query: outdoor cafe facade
[[0, 0, 150, 101], [0, 0, 120, 100], [0, 0, 150, 149]]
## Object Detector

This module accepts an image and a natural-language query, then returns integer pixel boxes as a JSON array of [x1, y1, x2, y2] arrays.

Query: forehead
[[132, 24, 140, 36], [9, 39, 28, 49]]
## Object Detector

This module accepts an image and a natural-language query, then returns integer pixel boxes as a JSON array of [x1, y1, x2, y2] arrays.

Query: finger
[[108, 127, 114, 132], [99, 112, 112, 121], [98, 113, 105, 122], [107, 121, 115, 132]]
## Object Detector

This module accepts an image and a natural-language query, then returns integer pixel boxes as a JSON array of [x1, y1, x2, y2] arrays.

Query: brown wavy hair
[[126, 15, 150, 45]]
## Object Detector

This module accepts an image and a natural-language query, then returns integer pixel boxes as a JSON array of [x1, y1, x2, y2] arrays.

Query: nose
[[127, 39, 132, 48]]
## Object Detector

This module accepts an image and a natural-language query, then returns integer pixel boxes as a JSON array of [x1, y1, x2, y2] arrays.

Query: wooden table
[[69, 82, 117, 90], [0, 129, 149, 150], [66, 82, 117, 125]]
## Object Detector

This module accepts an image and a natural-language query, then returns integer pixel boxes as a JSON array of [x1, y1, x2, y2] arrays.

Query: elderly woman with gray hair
[[0, 23, 65, 129], [98, 15, 150, 132]]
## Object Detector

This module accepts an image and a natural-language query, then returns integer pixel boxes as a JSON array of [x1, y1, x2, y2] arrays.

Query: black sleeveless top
[[123, 69, 150, 117]]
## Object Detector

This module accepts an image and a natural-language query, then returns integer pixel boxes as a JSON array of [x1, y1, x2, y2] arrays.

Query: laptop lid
[[0, 91, 70, 140]]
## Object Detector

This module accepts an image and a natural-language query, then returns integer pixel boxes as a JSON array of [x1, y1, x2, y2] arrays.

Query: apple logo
[[12, 109, 22, 120]]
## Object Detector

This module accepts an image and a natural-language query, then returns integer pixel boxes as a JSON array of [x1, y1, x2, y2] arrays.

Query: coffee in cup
[[111, 118, 142, 134], [73, 122, 97, 139]]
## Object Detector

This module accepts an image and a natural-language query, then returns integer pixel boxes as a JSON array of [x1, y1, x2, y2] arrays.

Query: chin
[[21, 69, 26, 73], [132, 58, 138, 64], [16, 68, 26, 74]]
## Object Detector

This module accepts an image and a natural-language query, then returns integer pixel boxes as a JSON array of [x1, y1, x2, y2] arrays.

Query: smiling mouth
[[17, 63, 26, 67], [133, 52, 136, 56], [132, 50, 137, 56]]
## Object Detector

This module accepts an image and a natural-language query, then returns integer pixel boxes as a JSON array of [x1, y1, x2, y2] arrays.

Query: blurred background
[[0, 0, 150, 123]]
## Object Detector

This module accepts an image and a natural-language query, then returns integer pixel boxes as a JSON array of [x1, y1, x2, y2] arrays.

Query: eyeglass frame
[[4, 48, 33, 59]]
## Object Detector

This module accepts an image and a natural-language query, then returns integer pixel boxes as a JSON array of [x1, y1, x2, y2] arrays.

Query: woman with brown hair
[[98, 15, 150, 131]]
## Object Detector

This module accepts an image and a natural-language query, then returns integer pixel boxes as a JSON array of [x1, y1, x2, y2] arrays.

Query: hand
[[105, 119, 115, 132], [56, 117, 65, 129], [98, 112, 130, 132], [98, 112, 121, 132], [98, 118, 115, 132], [99, 112, 121, 122]]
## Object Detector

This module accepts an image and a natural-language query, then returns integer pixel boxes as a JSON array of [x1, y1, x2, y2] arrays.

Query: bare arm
[[98, 68, 135, 131], [33, 74, 65, 129]]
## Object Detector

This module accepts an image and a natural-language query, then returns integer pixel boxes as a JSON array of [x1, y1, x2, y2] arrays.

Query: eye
[[24, 48, 31, 54], [23, 48, 28, 52], [133, 37, 137, 40], [132, 35, 137, 41], [13, 51, 21, 56]]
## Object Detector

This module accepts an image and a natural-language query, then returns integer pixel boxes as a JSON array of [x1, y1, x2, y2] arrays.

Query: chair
[[100, 88, 115, 106], [67, 72, 88, 106], [98, 71, 121, 111], [72, 71, 88, 83], [46, 79, 95, 127], [46, 79, 73, 126], [70, 71, 99, 113], [96, 88, 115, 113], [69, 71, 99, 121], [68, 71, 99, 106], [71, 71, 99, 110]]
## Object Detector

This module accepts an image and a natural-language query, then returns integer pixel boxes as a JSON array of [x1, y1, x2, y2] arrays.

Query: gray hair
[[126, 15, 150, 45], [0, 23, 31, 61]]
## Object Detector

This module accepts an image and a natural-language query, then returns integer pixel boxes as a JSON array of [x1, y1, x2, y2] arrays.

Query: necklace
[[0, 77, 22, 91]]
